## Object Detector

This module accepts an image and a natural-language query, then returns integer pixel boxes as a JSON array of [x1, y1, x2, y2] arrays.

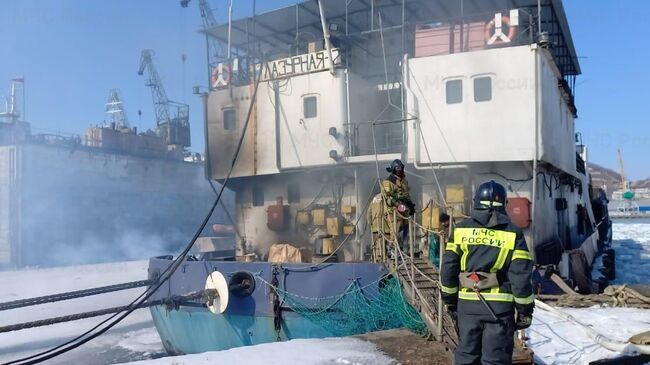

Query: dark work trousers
[[454, 310, 515, 365]]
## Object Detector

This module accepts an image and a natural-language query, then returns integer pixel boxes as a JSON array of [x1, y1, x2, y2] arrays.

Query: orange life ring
[[211, 63, 230, 88], [484, 15, 518, 44]]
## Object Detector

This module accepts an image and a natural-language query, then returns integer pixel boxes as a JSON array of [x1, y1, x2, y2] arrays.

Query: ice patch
[[116, 327, 164, 354], [610, 222, 650, 284]]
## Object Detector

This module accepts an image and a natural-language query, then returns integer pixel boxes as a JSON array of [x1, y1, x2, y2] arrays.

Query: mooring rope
[[0, 289, 212, 334], [0, 280, 152, 312]]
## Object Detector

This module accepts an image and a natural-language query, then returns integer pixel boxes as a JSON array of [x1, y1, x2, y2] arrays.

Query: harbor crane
[[180, 0, 224, 76], [104, 88, 129, 129], [137, 49, 191, 148], [618, 148, 631, 192], [180, 0, 222, 56], [198, 0, 225, 63], [617, 148, 639, 215], [181, 0, 250, 87]]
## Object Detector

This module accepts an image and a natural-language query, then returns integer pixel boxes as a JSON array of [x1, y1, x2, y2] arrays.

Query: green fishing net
[[276, 274, 427, 336]]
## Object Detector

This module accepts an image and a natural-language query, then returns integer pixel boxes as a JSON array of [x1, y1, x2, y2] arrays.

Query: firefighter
[[382, 159, 415, 246], [440, 180, 534, 365]]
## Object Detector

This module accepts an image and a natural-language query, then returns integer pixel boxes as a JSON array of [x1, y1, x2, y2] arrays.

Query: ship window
[[252, 186, 264, 207], [445, 80, 462, 104], [473, 77, 492, 102], [223, 108, 236, 130], [303, 95, 317, 118], [287, 183, 300, 203]]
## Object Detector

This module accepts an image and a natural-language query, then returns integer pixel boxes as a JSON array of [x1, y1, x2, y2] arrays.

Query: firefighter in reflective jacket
[[440, 180, 534, 365], [382, 159, 414, 244]]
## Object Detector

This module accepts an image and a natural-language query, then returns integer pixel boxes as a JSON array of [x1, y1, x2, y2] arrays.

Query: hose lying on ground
[[535, 299, 650, 356]]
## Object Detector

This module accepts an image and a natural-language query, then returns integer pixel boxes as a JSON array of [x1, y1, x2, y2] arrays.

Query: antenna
[[105, 89, 130, 128], [0, 78, 24, 123]]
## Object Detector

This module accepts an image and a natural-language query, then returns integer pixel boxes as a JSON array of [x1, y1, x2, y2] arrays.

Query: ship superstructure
[[201, 0, 595, 275]]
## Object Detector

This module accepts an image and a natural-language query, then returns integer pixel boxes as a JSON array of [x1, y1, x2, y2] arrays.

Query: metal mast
[[137, 49, 190, 147], [105, 88, 129, 128], [0, 79, 23, 123]]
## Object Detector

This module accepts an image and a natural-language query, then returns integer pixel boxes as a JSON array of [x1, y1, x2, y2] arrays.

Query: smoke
[[48, 227, 186, 266], [7, 144, 235, 268]]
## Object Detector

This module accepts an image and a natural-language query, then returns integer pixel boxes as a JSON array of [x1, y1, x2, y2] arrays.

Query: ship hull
[[147, 257, 392, 355], [150, 306, 337, 354]]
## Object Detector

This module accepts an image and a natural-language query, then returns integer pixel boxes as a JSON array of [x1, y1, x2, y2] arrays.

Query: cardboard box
[[421, 206, 441, 230], [446, 185, 465, 204], [343, 224, 355, 235], [341, 205, 356, 215], [322, 237, 335, 254], [296, 211, 310, 225], [326, 217, 341, 236], [312, 208, 326, 226]]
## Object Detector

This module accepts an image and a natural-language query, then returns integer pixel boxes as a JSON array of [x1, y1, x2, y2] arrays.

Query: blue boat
[[147, 257, 414, 354]]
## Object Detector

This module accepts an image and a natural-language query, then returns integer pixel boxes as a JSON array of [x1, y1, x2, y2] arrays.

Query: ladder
[[396, 255, 459, 347]]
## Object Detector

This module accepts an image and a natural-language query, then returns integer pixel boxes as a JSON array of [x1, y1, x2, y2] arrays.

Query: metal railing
[[343, 118, 411, 157]]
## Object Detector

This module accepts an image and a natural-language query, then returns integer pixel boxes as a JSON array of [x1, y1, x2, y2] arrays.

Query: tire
[[603, 248, 616, 281], [569, 250, 593, 294]]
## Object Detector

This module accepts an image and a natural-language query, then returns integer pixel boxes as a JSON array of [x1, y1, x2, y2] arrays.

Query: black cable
[[0, 280, 151, 311], [537, 171, 552, 198], [5, 66, 263, 365], [0, 290, 207, 334], [4, 274, 156, 365], [479, 171, 533, 183], [208, 180, 243, 240]]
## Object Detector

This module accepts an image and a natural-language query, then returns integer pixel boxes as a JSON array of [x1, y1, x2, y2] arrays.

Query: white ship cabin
[[201, 0, 597, 274]]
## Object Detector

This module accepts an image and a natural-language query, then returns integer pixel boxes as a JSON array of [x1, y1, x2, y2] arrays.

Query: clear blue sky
[[0, 1, 648, 180]]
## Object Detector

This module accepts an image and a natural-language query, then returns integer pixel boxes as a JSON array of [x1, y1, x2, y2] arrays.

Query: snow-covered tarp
[[0, 222, 649, 365]]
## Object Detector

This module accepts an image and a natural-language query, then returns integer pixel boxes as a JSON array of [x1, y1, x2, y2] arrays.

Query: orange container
[[267, 197, 288, 231]]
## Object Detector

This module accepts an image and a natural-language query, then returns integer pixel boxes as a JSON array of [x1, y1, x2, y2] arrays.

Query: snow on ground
[[0, 261, 165, 365], [125, 338, 394, 365]]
